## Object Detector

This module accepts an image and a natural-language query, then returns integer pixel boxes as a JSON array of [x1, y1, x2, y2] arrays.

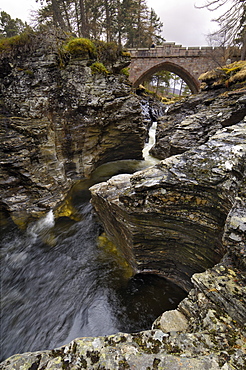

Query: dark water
[[0, 160, 186, 362]]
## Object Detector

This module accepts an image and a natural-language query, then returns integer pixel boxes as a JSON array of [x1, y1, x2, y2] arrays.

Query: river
[[0, 122, 186, 361]]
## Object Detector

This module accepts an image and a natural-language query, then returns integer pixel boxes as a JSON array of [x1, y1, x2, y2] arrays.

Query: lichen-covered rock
[[0, 34, 146, 224], [1, 40, 246, 370], [1, 300, 245, 369], [152, 309, 189, 332], [150, 88, 246, 159], [90, 122, 246, 291]]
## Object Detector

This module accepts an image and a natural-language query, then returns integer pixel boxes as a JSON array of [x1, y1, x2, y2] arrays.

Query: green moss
[[0, 30, 34, 55], [121, 51, 131, 57], [63, 37, 97, 59], [120, 67, 129, 77], [90, 61, 109, 75], [199, 61, 246, 88], [222, 61, 246, 75]]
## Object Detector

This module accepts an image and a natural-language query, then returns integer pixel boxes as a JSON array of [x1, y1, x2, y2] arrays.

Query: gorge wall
[[1, 33, 246, 369], [0, 33, 147, 225], [90, 76, 246, 292]]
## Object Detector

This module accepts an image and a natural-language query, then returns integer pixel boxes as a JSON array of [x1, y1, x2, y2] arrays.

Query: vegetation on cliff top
[[199, 60, 246, 88], [62, 37, 126, 63], [36, 0, 164, 48], [63, 37, 97, 58], [61, 37, 130, 74], [0, 29, 34, 55], [0, 31, 130, 76]]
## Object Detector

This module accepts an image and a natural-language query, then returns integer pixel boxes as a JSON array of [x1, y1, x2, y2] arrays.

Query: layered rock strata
[[1, 43, 246, 369], [90, 122, 246, 291], [0, 34, 146, 223], [150, 87, 246, 159], [1, 129, 245, 367]]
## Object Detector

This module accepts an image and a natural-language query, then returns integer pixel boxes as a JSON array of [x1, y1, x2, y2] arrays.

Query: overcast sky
[[0, 0, 227, 46]]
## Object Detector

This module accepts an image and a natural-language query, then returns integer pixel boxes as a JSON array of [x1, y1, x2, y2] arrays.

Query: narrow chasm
[[90, 120, 246, 292], [0, 121, 186, 362]]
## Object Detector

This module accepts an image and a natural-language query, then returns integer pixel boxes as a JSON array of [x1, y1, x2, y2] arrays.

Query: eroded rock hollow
[[1, 33, 246, 369], [90, 122, 246, 292]]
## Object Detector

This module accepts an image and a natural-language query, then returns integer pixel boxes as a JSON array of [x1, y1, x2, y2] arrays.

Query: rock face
[[1, 46, 246, 369], [90, 122, 246, 291], [0, 34, 146, 224], [150, 88, 246, 159]]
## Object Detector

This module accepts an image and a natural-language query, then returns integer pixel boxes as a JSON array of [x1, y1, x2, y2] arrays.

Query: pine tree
[[35, 0, 164, 48], [0, 11, 27, 38]]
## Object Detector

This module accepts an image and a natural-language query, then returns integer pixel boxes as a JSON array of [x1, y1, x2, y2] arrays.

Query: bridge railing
[[128, 43, 224, 58]]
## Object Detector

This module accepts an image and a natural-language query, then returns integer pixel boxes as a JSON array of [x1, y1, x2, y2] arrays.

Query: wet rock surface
[[1, 44, 246, 369], [0, 34, 146, 223], [150, 88, 246, 159], [90, 122, 246, 291], [2, 94, 245, 370]]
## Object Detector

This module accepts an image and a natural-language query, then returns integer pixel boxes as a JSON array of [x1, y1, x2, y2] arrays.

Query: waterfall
[[142, 121, 160, 165], [0, 113, 186, 362], [27, 209, 55, 243]]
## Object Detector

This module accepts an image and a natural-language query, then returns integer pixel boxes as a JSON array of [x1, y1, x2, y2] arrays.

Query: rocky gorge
[[0, 33, 246, 369], [0, 32, 153, 226]]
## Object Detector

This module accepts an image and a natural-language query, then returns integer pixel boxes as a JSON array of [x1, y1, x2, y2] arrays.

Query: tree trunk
[[79, 0, 88, 37], [117, 0, 122, 46], [74, 0, 81, 36], [105, 0, 111, 42], [51, 0, 67, 31], [155, 75, 160, 95], [61, 0, 72, 33]]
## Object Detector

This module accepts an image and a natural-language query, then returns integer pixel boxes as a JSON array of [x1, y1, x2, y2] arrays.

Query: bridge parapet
[[128, 43, 219, 58], [128, 43, 241, 93]]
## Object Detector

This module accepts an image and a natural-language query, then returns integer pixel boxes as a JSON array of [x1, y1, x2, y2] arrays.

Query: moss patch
[[63, 38, 97, 59], [90, 61, 109, 75], [0, 30, 34, 57], [199, 61, 246, 89]]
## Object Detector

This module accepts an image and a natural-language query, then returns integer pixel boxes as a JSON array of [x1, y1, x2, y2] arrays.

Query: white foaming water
[[27, 210, 55, 242], [35, 209, 55, 230], [142, 122, 160, 166]]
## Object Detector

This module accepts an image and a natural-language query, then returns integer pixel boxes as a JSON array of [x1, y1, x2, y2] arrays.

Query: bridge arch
[[133, 61, 200, 94]]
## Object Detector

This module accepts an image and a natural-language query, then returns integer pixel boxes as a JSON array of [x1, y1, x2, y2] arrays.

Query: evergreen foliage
[[0, 11, 28, 38], [94, 40, 120, 65], [36, 0, 164, 48]]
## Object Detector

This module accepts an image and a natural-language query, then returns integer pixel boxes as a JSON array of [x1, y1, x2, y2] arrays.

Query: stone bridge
[[128, 43, 239, 93]]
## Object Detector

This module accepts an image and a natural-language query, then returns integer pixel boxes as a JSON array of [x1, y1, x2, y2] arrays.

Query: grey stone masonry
[[128, 43, 241, 92]]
